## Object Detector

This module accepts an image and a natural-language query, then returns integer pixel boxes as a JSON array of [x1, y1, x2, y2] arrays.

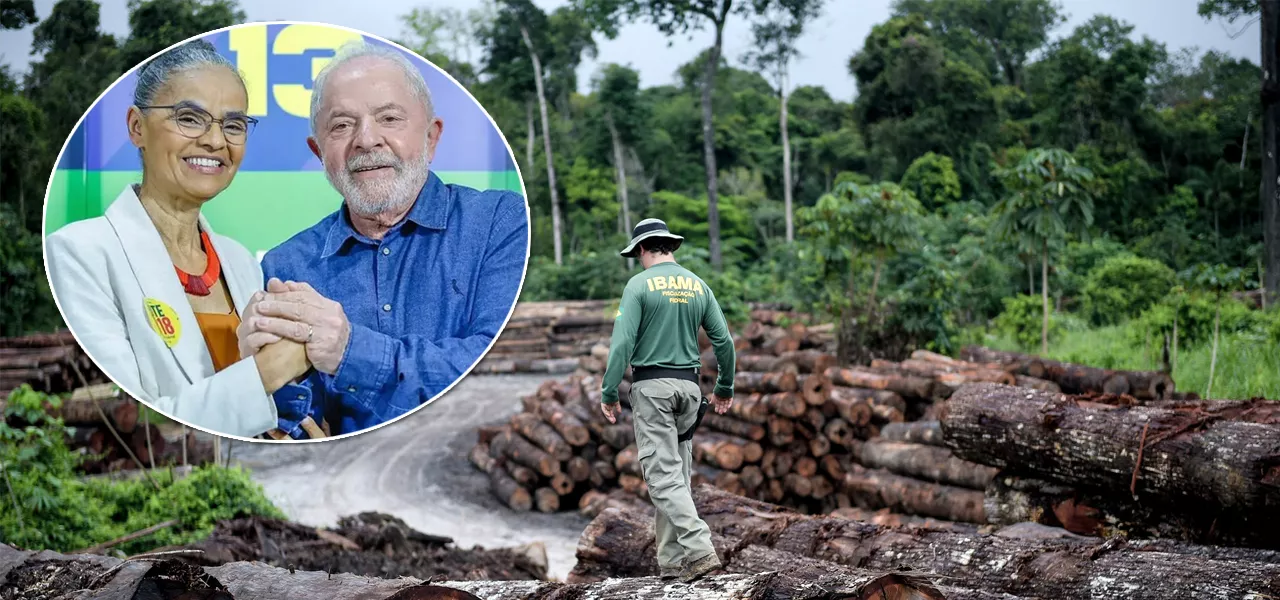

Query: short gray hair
[[309, 41, 435, 136], [133, 39, 241, 107]]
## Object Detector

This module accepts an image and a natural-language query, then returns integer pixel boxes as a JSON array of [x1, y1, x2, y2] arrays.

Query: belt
[[632, 365, 699, 383], [630, 366, 707, 441]]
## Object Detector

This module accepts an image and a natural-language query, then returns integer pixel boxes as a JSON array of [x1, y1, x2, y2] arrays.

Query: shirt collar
[[320, 171, 450, 258]]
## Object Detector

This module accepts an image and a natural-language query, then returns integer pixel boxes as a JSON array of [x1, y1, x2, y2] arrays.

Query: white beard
[[325, 147, 430, 218]]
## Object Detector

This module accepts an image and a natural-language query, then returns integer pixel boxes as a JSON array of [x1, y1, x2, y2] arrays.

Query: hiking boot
[[681, 552, 722, 583], [659, 564, 683, 580]]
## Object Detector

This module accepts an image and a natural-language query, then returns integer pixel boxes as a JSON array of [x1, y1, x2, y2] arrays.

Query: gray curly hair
[[309, 41, 435, 136]]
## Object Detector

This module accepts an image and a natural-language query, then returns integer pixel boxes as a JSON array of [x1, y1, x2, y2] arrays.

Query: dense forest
[[1, 0, 1277, 397]]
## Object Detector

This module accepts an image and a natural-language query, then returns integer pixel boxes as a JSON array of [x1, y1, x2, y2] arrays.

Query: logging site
[[4, 0, 1280, 598]]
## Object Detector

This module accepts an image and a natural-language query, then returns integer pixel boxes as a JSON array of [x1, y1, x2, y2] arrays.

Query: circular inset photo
[[41, 22, 530, 442]]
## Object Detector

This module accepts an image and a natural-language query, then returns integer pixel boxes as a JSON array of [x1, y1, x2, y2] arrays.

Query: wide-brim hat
[[620, 218, 684, 258]]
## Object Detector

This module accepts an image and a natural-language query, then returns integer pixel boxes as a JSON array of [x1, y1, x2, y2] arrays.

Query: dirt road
[[231, 374, 591, 581]]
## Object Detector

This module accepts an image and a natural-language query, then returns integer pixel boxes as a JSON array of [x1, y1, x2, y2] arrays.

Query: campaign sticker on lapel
[[143, 298, 182, 348]]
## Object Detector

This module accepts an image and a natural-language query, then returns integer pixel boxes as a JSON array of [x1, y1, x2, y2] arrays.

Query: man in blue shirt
[[236, 42, 528, 438]]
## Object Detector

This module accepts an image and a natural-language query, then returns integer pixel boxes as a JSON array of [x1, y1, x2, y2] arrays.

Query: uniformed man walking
[[600, 218, 737, 583]]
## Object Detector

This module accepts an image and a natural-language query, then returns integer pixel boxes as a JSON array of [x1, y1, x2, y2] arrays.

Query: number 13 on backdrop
[[225, 24, 364, 118]]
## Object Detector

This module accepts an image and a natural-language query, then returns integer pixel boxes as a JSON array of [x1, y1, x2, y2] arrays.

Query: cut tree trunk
[[536, 401, 590, 446], [798, 374, 830, 406], [857, 439, 998, 490], [571, 485, 1280, 599], [490, 428, 559, 477], [878, 421, 945, 447], [942, 382, 1280, 513], [736, 371, 799, 394], [702, 412, 765, 441], [959, 347, 1173, 400], [761, 392, 806, 418], [780, 350, 836, 374], [824, 367, 937, 400], [984, 471, 1280, 548], [535, 487, 559, 513], [728, 393, 771, 424], [694, 437, 745, 471], [733, 354, 799, 373], [510, 413, 572, 461], [700, 431, 762, 464], [844, 465, 986, 523]]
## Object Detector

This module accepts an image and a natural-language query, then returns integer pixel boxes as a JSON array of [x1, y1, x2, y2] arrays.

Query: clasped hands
[[236, 277, 351, 376]]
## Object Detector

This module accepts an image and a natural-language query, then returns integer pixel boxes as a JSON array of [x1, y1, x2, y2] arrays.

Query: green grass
[[963, 325, 1280, 400]]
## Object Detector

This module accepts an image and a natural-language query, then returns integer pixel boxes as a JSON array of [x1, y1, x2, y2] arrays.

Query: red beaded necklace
[[175, 230, 221, 296]]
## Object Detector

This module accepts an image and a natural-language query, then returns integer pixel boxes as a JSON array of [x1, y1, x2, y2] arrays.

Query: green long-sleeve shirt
[[601, 261, 736, 405]]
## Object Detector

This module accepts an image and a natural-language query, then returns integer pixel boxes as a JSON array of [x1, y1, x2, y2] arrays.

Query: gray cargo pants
[[629, 377, 717, 572]]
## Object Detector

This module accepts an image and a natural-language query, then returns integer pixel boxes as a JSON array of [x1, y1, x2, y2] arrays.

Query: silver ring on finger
[[305, 324, 314, 343]]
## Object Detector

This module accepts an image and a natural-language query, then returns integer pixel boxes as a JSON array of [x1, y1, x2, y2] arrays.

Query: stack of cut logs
[[0, 330, 108, 398], [2, 383, 213, 474], [473, 300, 617, 374], [471, 300, 1205, 534]]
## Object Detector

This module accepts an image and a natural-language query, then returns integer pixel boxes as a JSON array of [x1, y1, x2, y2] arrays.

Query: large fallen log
[[856, 439, 998, 490], [984, 471, 1280, 547], [568, 507, 1005, 599], [843, 465, 986, 523], [942, 383, 1280, 513], [448, 570, 964, 600], [828, 507, 977, 532], [573, 486, 1280, 599]]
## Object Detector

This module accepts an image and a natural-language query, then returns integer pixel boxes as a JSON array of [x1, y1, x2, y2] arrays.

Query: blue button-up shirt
[[261, 171, 528, 437]]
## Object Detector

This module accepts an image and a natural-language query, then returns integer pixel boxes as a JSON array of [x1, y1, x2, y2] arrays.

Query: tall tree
[[993, 148, 1096, 355], [399, 3, 493, 88], [487, 1, 594, 265], [119, 0, 245, 70], [0, 0, 36, 29], [24, 0, 120, 141], [1199, 0, 1278, 302], [745, 0, 824, 242], [893, 0, 1064, 88], [580, 0, 811, 268], [594, 64, 644, 266], [848, 14, 998, 189]]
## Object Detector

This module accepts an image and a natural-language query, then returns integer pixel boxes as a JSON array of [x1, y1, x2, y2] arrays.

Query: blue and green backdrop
[[43, 23, 524, 259]]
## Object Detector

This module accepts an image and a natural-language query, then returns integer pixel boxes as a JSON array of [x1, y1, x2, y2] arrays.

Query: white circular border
[[40, 20, 533, 445]]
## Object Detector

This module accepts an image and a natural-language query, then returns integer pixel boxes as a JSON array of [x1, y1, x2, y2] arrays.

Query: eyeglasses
[[137, 104, 258, 145]]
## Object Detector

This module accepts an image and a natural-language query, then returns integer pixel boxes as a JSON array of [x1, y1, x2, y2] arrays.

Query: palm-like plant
[[993, 148, 1097, 355], [1181, 263, 1249, 398]]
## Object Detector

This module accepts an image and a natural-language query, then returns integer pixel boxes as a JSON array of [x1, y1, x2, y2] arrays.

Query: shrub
[[1082, 255, 1176, 325], [0, 386, 283, 554], [1131, 293, 1268, 348], [993, 294, 1063, 350]]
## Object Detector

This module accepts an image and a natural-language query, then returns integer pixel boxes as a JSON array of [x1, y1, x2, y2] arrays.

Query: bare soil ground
[[231, 374, 590, 581]]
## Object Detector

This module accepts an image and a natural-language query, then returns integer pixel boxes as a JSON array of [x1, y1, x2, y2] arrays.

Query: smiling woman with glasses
[[45, 39, 312, 439]]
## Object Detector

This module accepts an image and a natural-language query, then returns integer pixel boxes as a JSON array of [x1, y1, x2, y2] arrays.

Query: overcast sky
[[0, 0, 1262, 101]]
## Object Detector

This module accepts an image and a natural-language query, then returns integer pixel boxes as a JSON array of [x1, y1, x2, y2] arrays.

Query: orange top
[[195, 312, 242, 372]]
